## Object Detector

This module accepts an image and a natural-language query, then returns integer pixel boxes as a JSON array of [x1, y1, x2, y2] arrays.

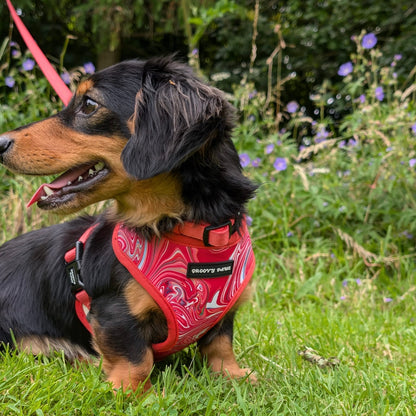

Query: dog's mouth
[[27, 161, 109, 209]]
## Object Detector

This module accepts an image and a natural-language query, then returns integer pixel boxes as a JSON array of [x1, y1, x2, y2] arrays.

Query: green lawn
[[0, 168, 415, 414]]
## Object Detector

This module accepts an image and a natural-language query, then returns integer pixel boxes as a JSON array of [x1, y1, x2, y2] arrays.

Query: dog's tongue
[[27, 165, 90, 208]]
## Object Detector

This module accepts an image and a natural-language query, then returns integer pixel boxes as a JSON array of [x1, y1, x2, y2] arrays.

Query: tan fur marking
[[106, 349, 154, 392], [124, 279, 159, 319], [76, 79, 94, 95], [200, 334, 256, 382], [112, 172, 185, 229], [127, 116, 135, 134], [18, 336, 91, 361]]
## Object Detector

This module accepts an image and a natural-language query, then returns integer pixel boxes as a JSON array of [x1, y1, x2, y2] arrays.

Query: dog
[[0, 57, 257, 392]]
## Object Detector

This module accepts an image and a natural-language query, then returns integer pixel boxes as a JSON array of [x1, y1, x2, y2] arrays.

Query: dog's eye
[[80, 98, 99, 116]]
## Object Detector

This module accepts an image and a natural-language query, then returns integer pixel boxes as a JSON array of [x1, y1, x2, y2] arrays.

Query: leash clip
[[66, 241, 85, 294]]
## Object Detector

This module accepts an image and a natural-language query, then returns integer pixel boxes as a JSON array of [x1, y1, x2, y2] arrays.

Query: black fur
[[0, 216, 96, 353], [120, 57, 257, 227]]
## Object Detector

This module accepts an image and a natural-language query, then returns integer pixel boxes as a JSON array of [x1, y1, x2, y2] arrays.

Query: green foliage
[[0, 40, 62, 131], [233, 30, 416, 264], [72, 0, 174, 53], [1, 20, 416, 414]]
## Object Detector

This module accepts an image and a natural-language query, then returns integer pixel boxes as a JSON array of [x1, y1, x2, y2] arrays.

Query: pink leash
[[5, 0, 73, 106]]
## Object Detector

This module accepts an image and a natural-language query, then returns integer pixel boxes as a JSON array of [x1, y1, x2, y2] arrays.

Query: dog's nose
[[0, 136, 13, 156]]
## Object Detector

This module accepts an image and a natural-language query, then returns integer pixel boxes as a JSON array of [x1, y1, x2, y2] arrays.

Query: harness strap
[[5, 0, 72, 105], [174, 220, 235, 247], [65, 224, 98, 334], [64, 225, 97, 264]]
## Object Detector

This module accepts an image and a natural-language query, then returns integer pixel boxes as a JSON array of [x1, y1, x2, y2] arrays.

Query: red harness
[[65, 220, 255, 360]]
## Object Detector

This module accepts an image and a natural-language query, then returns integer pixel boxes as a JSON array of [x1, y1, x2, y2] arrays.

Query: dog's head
[[0, 57, 256, 230]]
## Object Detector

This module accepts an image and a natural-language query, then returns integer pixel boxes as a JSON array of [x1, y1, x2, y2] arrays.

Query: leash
[[5, 0, 72, 105]]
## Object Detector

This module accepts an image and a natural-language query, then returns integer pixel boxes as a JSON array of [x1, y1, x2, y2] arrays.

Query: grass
[[0, 168, 415, 415]]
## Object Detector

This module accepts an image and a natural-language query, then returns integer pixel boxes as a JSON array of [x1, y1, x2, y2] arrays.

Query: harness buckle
[[65, 241, 85, 294], [202, 220, 233, 247]]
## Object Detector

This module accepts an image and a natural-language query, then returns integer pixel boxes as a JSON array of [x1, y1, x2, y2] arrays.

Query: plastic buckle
[[65, 241, 84, 294], [202, 220, 232, 247]]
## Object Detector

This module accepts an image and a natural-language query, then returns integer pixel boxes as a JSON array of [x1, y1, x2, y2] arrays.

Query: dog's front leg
[[198, 311, 256, 382], [89, 302, 154, 393]]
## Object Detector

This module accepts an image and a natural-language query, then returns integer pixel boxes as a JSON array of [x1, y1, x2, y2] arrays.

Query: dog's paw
[[224, 366, 257, 383]]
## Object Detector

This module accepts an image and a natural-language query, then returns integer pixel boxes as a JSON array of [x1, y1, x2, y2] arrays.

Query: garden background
[[1, 1, 416, 414]]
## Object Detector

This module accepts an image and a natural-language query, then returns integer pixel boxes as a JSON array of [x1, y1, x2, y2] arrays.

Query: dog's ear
[[121, 59, 232, 179]]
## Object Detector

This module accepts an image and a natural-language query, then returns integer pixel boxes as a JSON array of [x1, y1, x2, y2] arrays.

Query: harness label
[[186, 260, 234, 278]]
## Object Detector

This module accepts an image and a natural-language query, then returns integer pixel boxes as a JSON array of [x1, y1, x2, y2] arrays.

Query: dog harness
[[65, 220, 255, 360]]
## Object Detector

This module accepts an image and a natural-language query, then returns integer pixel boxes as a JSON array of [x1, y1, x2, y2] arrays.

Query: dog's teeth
[[78, 176, 83, 182], [89, 169, 94, 176], [94, 162, 105, 171], [43, 186, 54, 196], [67, 181, 72, 186], [41, 196, 48, 200]]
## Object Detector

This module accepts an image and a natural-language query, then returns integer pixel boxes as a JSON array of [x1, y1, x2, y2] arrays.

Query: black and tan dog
[[0, 57, 257, 392]]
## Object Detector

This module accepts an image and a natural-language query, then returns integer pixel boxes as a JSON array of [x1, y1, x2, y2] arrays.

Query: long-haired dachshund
[[0, 57, 257, 392]]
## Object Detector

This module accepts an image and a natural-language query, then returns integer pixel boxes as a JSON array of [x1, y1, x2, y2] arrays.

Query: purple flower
[[375, 86, 384, 101], [246, 216, 253, 226], [239, 153, 251, 168], [265, 144, 274, 154], [11, 49, 19, 58], [61, 72, 71, 85], [5, 76, 15, 88], [252, 157, 261, 167], [287, 231, 293, 237], [409, 158, 416, 168], [394, 54, 402, 61], [22, 58, 35, 71], [338, 61, 353, 76], [286, 101, 299, 114], [383, 297, 393, 303], [362, 33, 377, 49], [411, 123, 416, 135], [401, 230, 413, 239], [359, 94, 366, 104], [248, 90, 257, 100], [273, 157, 287, 171], [314, 128, 329, 144], [191, 48, 199, 56], [349, 139, 358, 147], [83, 62, 95, 74], [356, 278, 361, 285], [342, 279, 348, 287]]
